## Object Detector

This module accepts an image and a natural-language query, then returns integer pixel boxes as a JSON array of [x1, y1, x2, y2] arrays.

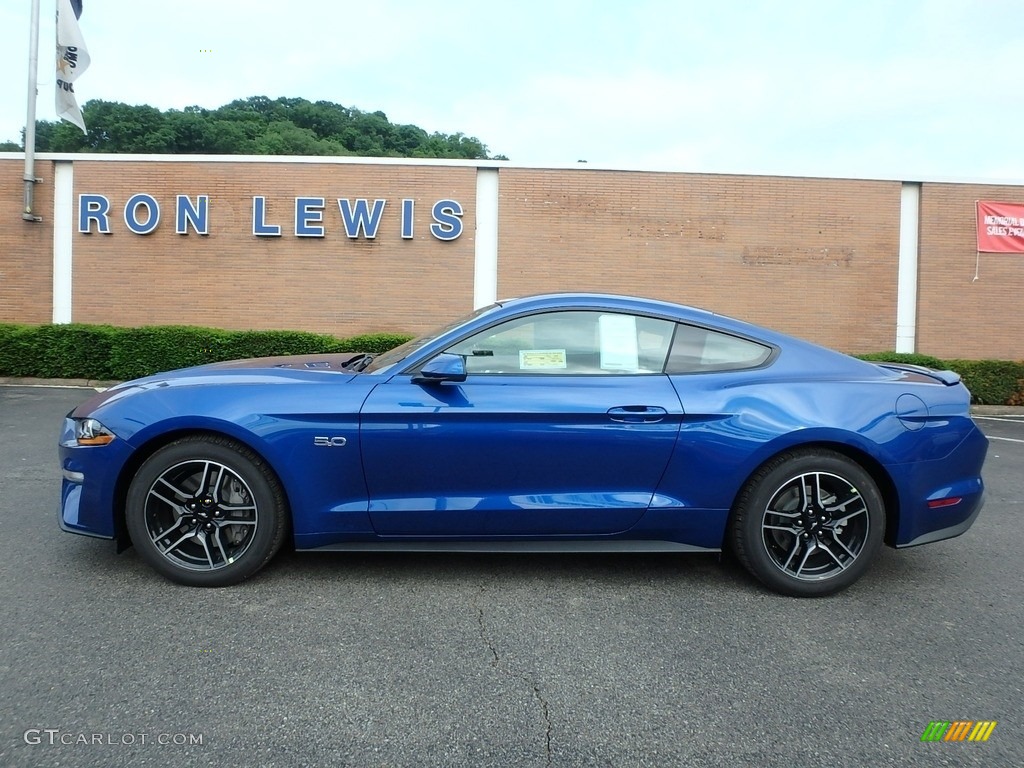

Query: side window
[[667, 323, 773, 373], [446, 311, 674, 375]]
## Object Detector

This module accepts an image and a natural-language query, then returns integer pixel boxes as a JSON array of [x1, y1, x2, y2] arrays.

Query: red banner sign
[[976, 200, 1024, 253]]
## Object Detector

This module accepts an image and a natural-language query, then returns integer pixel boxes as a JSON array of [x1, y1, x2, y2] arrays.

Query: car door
[[359, 310, 683, 536]]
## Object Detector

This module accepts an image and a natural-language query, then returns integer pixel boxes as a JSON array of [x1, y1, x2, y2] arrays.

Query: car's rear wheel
[[125, 436, 287, 587], [730, 449, 884, 597]]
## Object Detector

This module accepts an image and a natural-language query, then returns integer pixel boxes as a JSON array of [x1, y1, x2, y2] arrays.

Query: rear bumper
[[892, 423, 988, 547], [896, 490, 984, 548]]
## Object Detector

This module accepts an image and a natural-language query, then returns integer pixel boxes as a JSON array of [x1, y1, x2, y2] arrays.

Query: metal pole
[[23, 0, 42, 222]]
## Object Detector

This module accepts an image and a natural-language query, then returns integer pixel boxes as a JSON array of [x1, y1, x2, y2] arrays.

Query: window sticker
[[519, 349, 567, 369], [598, 314, 639, 370]]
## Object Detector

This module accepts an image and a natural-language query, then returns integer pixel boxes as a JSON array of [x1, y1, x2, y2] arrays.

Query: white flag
[[56, 0, 90, 133]]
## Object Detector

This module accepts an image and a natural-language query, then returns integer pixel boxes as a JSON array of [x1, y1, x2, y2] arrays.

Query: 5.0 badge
[[313, 436, 347, 447]]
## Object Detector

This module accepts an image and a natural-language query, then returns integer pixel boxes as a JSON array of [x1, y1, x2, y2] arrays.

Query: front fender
[[93, 380, 377, 542]]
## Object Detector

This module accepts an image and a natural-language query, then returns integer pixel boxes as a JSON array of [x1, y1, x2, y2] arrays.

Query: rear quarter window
[[667, 323, 773, 373]]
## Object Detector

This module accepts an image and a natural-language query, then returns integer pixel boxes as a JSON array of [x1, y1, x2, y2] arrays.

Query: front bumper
[[58, 416, 133, 539]]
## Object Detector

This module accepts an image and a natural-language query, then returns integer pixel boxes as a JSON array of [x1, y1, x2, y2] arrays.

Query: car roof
[[494, 293, 765, 337], [497, 292, 712, 316]]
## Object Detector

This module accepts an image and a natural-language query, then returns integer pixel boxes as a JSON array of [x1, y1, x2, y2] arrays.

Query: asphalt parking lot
[[0, 385, 1021, 768]]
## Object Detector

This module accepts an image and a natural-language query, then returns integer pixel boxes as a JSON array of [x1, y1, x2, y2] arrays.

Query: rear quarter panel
[[661, 367, 979, 517]]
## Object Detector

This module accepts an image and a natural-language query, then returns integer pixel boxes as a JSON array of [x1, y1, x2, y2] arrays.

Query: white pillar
[[473, 168, 499, 308], [895, 182, 920, 353], [53, 160, 74, 323]]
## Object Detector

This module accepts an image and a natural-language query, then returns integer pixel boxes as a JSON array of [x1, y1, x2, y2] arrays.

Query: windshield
[[362, 303, 499, 374]]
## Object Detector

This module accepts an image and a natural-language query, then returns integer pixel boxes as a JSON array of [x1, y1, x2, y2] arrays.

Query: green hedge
[[856, 351, 946, 370], [328, 333, 415, 355], [856, 351, 1024, 405], [0, 323, 412, 381], [0, 323, 121, 379], [943, 359, 1024, 406]]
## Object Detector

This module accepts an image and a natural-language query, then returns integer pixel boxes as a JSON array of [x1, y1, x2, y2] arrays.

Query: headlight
[[75, 418, 116, 446]]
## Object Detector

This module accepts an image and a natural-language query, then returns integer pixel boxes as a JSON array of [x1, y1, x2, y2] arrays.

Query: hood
[[71, 352, 365, 417], [196, 352, 365, 372]]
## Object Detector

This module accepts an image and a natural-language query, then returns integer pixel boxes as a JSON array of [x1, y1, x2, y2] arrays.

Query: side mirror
[[412, 353, 467, 384]]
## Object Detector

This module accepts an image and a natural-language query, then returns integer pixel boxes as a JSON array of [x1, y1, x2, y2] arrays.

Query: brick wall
[[70, 160, 476, 338], [0, 158, 54, 325], [2, 155, 1023, 359], [918, 182, 1024, 360], [498, 169, 902, 354]]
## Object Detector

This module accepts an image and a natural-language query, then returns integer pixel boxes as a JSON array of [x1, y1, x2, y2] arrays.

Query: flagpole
[[23, 0, 42, 222]]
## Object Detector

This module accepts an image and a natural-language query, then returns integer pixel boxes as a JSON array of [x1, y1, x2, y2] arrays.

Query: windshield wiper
[[343, 354, 375, 372]]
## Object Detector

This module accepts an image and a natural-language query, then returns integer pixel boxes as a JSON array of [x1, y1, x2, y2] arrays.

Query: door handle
[[607, 406, 668, 423]]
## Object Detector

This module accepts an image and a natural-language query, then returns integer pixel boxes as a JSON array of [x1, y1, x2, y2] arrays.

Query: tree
[[11, 96, 505, 160]]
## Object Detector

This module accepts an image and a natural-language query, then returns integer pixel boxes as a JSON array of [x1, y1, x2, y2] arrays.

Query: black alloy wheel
[[730, 449, 885, 597], [125, 436, 288, 587]]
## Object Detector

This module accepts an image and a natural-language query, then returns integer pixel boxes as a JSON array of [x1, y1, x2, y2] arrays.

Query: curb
[[971, 405, 1024, 416], [0, 377, 120, 389]]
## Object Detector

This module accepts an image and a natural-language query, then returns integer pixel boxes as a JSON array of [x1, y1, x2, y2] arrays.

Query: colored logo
[[921, 721, 997, 742]]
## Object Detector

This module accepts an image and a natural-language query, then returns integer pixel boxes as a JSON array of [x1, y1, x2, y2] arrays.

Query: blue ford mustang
[[58, 294, 987, 596]]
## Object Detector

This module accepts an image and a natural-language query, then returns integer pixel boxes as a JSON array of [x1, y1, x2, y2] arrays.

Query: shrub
[[328, 333, 414, 355], [221, 330, 347, 361], [855, 351, 946, 370], [0, 324, 32, 376], [108, 326, 233, 380], [856, 351, 1024, 405], [0, 323, 412, 380], [942, 359, 1024, 406], [0, 323, 120, 378], [1008, 380, 1024, 407]]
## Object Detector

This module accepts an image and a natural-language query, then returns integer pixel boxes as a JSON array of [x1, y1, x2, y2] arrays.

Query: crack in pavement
[[474, 588, 553, 766]]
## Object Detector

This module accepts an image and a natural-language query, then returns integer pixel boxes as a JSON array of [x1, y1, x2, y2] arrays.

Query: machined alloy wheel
[[730, 450, 885, 597], [760, 470, 870, 581], [126, 437, 287, 586]]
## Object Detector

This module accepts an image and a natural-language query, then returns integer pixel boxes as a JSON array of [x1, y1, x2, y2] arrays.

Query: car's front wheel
[[730, 449, 885, 597], [125, 436, 288, 587]]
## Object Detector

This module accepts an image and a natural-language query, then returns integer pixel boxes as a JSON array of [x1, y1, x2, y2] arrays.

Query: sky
[[2, 0, 1023, 180]]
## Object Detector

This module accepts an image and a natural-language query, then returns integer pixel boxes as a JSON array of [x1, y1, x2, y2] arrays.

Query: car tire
[[730, 449, 885, 597], [125, 436, 288, 587]]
